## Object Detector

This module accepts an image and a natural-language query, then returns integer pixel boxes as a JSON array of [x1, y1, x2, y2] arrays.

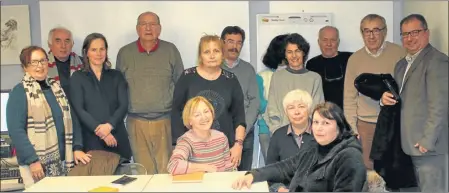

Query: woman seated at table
[[68, 33, 132, 176], [167, 96, 234, 175], [6, 46, 87, 187], [266, 89, 317, 192], [232, 102, 366, 192]]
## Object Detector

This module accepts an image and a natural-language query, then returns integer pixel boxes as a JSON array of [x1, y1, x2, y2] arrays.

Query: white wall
[[39, 1, 250, 69], [270, 1, 395, 53], [403, 1, 448, 55]]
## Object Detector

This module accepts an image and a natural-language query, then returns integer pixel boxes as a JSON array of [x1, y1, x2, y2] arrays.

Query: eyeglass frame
[[224, 39, 243, 46], [28, 58, 49, 67], [137, 22, 160, 28], [361, 27, 386, 36], [400, 28, 427, 38], [324, 63, 344, 82]]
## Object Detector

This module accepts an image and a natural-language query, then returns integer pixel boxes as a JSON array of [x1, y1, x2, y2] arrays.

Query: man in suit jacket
[[381, 14, 448, 192]]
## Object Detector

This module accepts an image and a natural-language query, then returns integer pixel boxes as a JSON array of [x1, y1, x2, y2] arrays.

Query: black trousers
[[238, 128, 254, 171]]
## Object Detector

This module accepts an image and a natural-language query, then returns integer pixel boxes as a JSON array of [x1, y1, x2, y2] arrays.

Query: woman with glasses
[[306, 26, 352, 109], [264, 33, 324, 134], [6, 46, 87, 188]]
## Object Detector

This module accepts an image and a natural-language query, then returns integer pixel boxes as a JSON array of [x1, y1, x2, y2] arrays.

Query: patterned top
[[167, 129, 234, 175]]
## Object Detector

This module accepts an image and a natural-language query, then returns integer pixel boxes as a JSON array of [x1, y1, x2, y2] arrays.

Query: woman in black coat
[[232, 102, 367, 192], [68, 33, 132, 176]]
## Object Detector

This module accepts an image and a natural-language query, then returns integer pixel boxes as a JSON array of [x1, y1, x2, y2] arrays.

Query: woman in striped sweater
[[167, 96, 235, 175]]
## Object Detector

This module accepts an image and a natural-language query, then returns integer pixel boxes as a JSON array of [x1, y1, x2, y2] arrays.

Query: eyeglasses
[[400, 29, 427, 38], [137, 22, 160, 28], [29, 59, 49, 67], [324, 64, 344, 82], [224, 39, 242, 46], [362, 27, 385, 36]]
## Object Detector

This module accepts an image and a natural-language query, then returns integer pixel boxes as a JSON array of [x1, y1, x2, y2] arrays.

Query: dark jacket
[[250, 136, 366, 192], [69, 69, 132, 160], [354, 73, 417, 189]]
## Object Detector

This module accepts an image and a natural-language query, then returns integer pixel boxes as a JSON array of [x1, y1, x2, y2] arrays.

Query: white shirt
[[400, 49, 423, 93], [365, 41, 386, 58]]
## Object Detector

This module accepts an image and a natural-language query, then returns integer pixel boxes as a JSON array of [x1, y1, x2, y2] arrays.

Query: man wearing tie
[[381, 14, 448, 192]]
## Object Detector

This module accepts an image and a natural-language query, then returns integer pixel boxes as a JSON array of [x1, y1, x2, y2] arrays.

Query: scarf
[[47, 51, 83, 81], [22, 73, 74, 176]]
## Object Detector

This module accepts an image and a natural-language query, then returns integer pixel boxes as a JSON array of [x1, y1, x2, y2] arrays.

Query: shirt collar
[[286, 121, 311, 136], [406, 48, 424, 64], [365, 41, 386, 58], [137, 38, 160, 53], [224, 58, 240, 69]]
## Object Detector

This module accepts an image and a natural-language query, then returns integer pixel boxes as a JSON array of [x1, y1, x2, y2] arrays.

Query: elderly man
[[306, 26, 352, 109], [116, 11, 184, 174], [47, 27, 83, 96], [220, 26, 259, 171], [343, 14, 406, 170], [381, 14, 448, 192]]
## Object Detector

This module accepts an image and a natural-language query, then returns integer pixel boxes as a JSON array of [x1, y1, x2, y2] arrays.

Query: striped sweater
[[167, 129, 234, 175]]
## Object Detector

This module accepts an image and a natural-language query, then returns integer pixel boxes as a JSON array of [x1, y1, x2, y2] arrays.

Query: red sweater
[[167, 129, 234, 175]]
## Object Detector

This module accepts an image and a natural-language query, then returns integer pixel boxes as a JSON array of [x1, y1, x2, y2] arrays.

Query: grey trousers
[[411, 154, 448, 192]]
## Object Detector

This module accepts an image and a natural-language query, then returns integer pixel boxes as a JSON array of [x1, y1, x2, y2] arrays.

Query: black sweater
[[250, 136, 366, 192], [171, 67, 246, 147], [266, 124, 315, 165], [69, 69, 132, 159], [306, 52, 352, 109]]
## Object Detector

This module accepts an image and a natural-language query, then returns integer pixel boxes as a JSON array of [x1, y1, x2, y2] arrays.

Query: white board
[[256, 13, 332, 72], [39, 1, 250, 69]]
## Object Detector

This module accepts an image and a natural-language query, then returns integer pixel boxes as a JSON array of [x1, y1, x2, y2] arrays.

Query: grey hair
[[360, 14, 387, 32], [282, 89, 314, 114], [318, 25, 340, 40], [137, 11, 160, 25], [47, 26, 73, 46]]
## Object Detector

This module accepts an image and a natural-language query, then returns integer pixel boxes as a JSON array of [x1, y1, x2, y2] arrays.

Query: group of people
[[5, 9, 447, 192]]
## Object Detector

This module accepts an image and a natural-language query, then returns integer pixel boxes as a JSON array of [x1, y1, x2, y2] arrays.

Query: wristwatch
[[234, 139, 243, 146]]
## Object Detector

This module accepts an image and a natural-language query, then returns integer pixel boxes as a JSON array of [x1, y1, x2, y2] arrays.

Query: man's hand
[[278, 187, 289, 192], [414, 143, 428, 153], [29, 161, 45, 181], [230, 144, 243, 167], [95, 123, 113, 138], [381, 92, 397, 106], [74, 151, 92, 165], [104, 134, 118, 147]]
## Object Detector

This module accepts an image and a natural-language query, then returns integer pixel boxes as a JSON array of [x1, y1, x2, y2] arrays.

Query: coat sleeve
[[418, 55, 449, 151], [343, 56, 360, 134], [170, 73, 189, 145], [250, 149, 303, 184], [332, 148, 367, 192]]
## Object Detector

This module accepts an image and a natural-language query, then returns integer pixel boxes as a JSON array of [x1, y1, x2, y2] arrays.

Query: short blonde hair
[[196, 34, 224, 66], [182, 96, 215, 129], [282, 89, 313, 113]]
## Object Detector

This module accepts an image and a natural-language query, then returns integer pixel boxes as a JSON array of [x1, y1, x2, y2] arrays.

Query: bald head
[[137, 11, 160, 25], [318, 26, 340, 58]]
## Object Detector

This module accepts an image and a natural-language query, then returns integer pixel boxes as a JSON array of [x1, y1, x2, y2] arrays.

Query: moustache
[[228, 48, 239, 53]]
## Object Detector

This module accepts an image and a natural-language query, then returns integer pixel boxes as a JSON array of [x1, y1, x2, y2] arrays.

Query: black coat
[[250, 136, 366, 192], [354, 73, 417, 189]]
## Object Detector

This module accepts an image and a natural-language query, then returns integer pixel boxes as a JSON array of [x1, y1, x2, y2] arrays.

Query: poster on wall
[[1, 5, 32, 65]]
